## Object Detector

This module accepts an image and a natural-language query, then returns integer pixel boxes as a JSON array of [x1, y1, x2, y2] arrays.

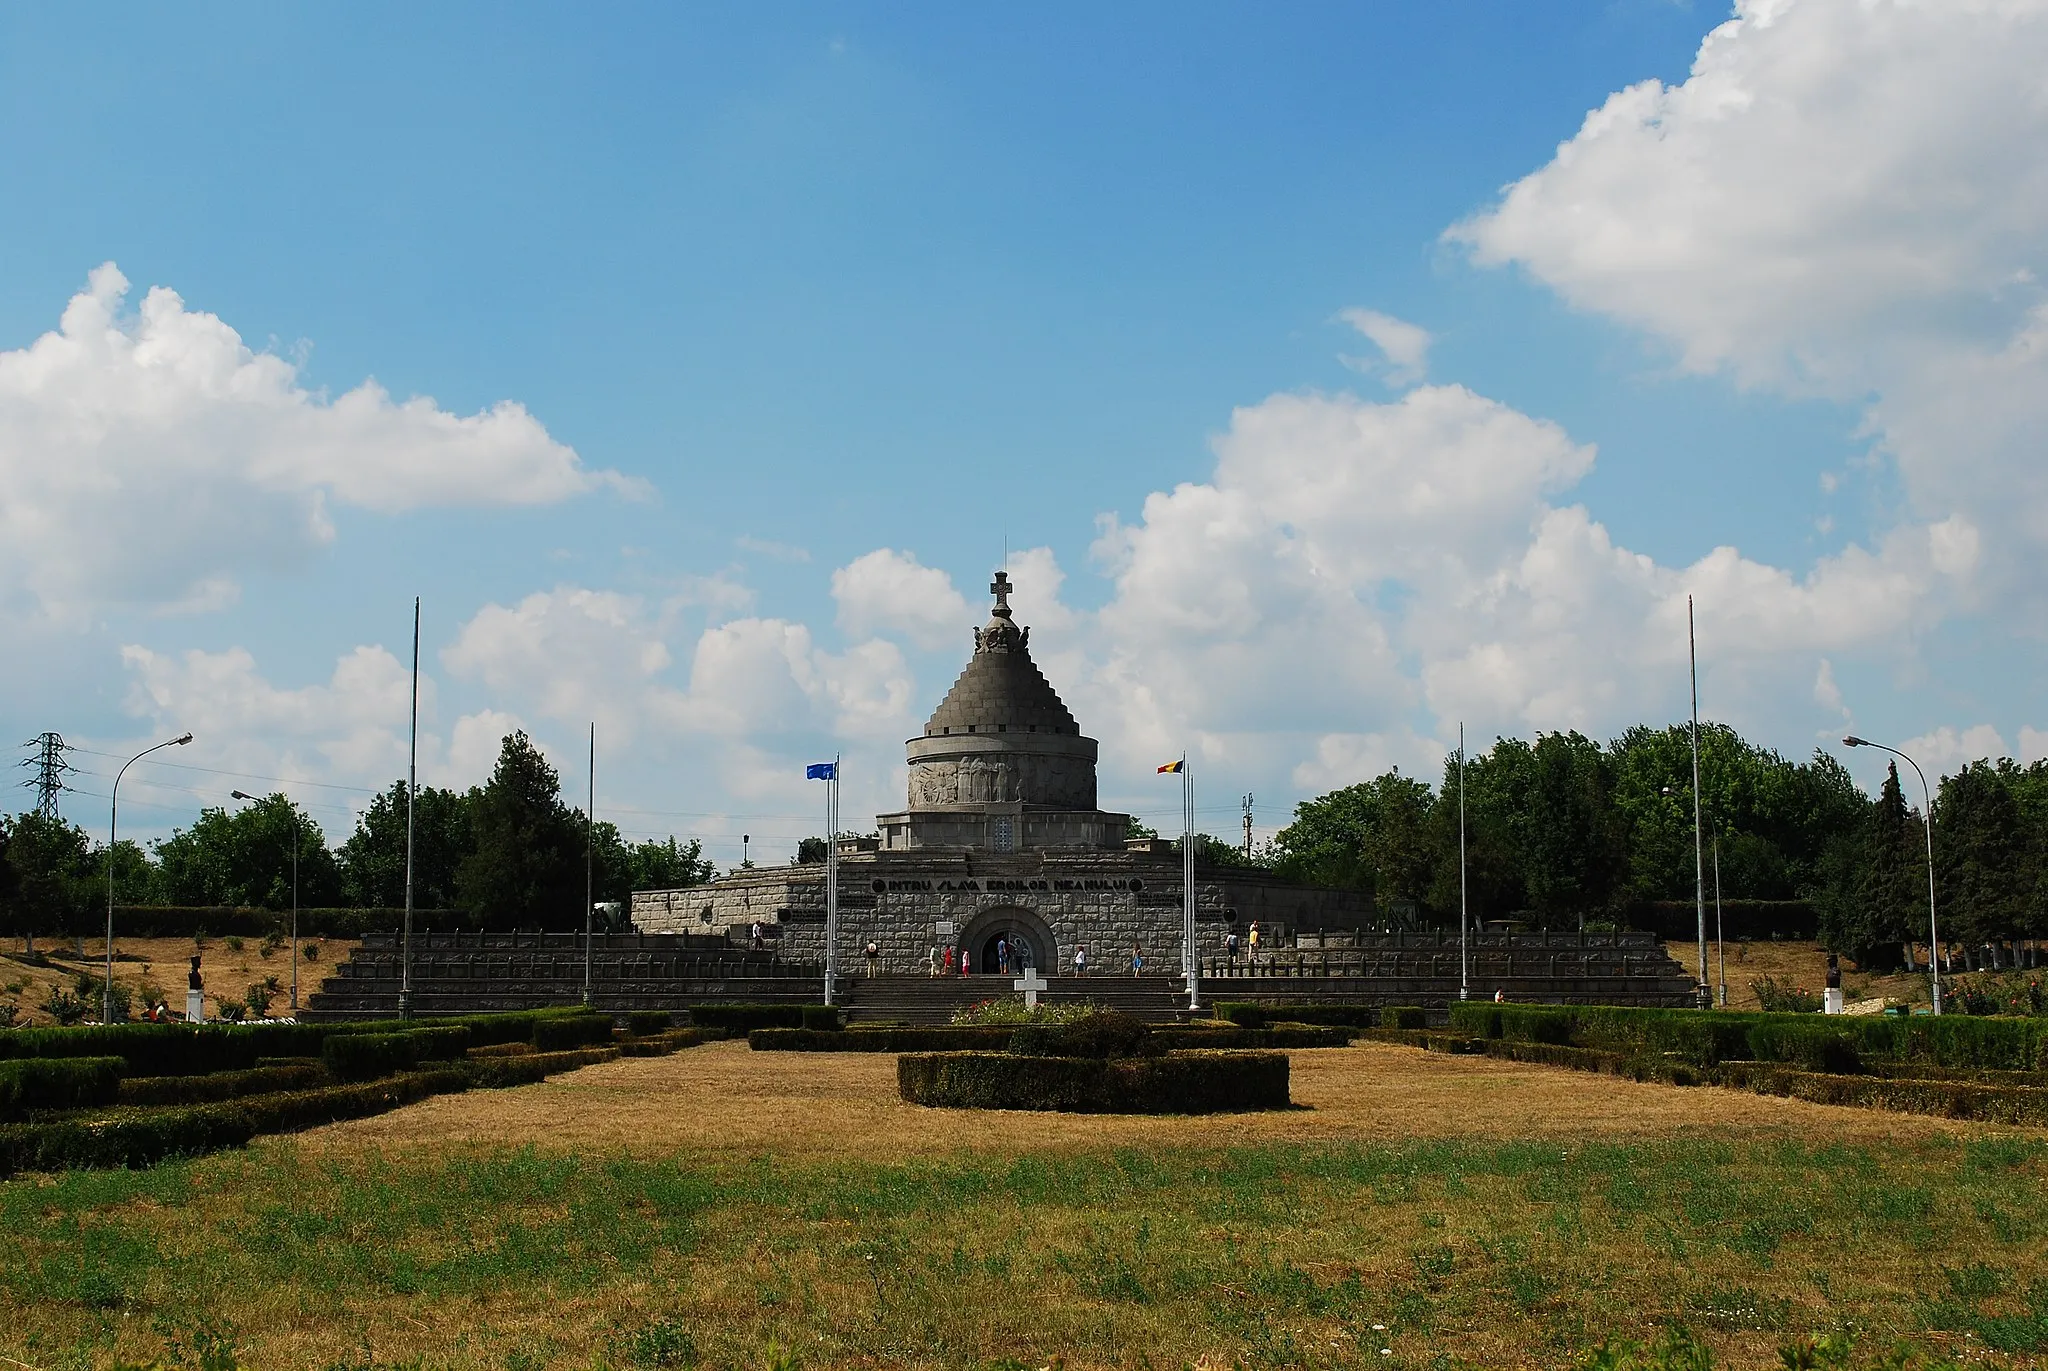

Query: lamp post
[[107, 732, 193, 1022], [1844, 736, 1942, 1015], [232, 790, 299, 1014]]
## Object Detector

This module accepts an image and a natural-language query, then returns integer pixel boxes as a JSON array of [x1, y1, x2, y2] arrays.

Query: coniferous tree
[[1935, 761, 2026, 964], [1848, 762, 1921, 971], [455, 732, 584, 928]]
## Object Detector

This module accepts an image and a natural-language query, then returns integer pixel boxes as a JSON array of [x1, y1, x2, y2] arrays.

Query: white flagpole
[[824, 755, 840, 1007], [1182, 754, 1198, 1011], [1689, 595, 1708, 1008], [1459, 722, 1468, 1002], [399, 597, 418, 1020]]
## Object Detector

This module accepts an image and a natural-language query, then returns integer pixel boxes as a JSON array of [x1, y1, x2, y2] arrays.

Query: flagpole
[[399, 597, 418, 1021], [582, 722, 595, 1010], [1182, 753, 1198, 1011], [1689, 595, 1708, 1008], [1458, 722, 1468, 1002], [824, 755, 840, 1007]]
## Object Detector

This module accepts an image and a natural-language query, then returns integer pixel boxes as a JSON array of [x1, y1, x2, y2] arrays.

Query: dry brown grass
[[1663, 938, 1934, 1011], [0, 935, 357, 1025], [4, 1040, 2048, 1368], [301, 1036, 1987, 1163]]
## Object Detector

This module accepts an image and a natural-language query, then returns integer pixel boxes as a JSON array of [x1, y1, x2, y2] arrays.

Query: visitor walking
[[960, 948, 972, 976], [1131, 942, 1143, 977], [942, 946, 956, 976], [864, 941, 880, 978], [1073, 945, 1087, 978], [928, 945, 940, 978], [996, 937, 1010, 974], [750, 921, 763, 951], [1226, 929, 1239, 968], [1247, 922, 1260, 959]]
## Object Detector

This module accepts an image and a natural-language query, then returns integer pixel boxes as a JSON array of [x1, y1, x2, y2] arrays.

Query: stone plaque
[[934, 921, 956, 936]]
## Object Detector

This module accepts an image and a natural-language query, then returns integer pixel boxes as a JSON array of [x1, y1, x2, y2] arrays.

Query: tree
[[794, 837, 828, 865], [338, 782, 472, 908], [1820, 762, 1920, 971], [455, 732, 584, 929], [623, 835, 716, 893], [152, 795, 339, 909], [1, 811, 96, 947], [1521, 731, 1629, 926], [1273, 770, 1436, 906], [1935, 761, 2026, 963]]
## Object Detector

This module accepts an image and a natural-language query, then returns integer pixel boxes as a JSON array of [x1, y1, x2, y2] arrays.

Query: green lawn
[[5, 1129, 2046, 1369]]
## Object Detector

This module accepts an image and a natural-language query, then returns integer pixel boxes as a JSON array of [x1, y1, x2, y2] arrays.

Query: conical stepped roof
[[922, 571, 1079, 737]]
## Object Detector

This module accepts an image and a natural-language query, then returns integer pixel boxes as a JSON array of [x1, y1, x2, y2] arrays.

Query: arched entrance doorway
[[957, 905, 1058, 977]]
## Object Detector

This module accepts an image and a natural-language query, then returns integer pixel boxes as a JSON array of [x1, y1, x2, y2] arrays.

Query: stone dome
[[921, 571, 1079, 738]]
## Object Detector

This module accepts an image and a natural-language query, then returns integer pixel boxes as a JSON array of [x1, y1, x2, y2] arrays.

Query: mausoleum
[[632, 572, 1370, 974]]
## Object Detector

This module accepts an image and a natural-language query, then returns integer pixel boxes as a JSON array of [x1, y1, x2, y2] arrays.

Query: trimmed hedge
[[1156, 1024, 1354, 1050], [801, 1005, 841, 1031], [0, 1056, 123, 1118], [461, 1046, 619, 1089], [322, 1025, 470, 1082], [1444, 1001, 2048, 1073], [1381, 1006, 1428, 1030], [1007, 1011, 1154, 1060], [118, 1062, 328, 1107], [1215, 1002, 1383, 1030], [625, 1011, 672, 1036], [0, 1068, 469, 1176], [685, 1003, 808, 1031], [617, 1028, 722, 1057], [898, 1050, 1290, 1114], [749, 1026, 1016, 1053], [532, 1013, 615, 1052]]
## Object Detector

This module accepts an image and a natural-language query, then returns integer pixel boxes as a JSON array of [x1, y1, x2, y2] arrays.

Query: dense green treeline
[[0, 732, 714, 941], [1210, 724, 2048, 968]]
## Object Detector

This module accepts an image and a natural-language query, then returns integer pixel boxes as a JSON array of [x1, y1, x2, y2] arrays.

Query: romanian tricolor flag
[[1157, 759, 1184, 773]]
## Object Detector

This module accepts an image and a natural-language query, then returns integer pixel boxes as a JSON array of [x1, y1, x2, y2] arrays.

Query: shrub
[[320, 1026, 469, 1082], [685, 1003, 807, 1032], [40, 989, 86, 1026], [1447, 1002, 1505, 1038], [948, 997, 1095, 1027], [1748, 1021, 1864, 1074], [1215, 1002, 1384, 1029], [0, 1056, 123, 1118], [303, 943, 320, 961], [625, 1010, 673, 1036], [532, 1013, 614, 1052], [226, 936, 244, 953], [0, 1104, 256, 1177], [462, 1046, 619, 1089], [800, 1005, 841, 1031], [898, 1050, 1289, 1114], [1752, 975, 1823, 1014], [749, 1027, 1015, 1052], [1008, 1010, 1155, 1059], [244, 982, 273, 1018], [1381, 1005, 1428, 1030], [118, 1062, 328, 1107], [0, 1023, 264, 1077]]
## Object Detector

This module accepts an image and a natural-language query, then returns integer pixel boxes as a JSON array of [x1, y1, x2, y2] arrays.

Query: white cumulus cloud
[[0, 263, 634, 622], [830, 548, 972, 651], [1337, 308, 1432, 386]]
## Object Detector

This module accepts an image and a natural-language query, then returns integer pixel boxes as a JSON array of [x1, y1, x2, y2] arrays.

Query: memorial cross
[[990, 571, 1012, 614], [1012, 966, 1048, 1009]]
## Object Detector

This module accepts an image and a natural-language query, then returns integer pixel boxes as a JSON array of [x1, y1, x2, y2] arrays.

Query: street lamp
[[107, 732, 193, 1022], [1843, 736, 1943, 1015], [232, 790, 299, 1015]]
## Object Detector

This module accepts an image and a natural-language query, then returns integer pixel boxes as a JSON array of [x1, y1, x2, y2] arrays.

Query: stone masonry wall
[[633, 849, 1370, 975]]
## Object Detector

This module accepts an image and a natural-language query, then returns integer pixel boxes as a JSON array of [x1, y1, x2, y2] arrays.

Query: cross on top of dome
[[990, 570, 1014, 619]]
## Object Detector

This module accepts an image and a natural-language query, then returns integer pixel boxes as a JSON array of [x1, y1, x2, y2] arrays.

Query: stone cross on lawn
[[1012, 966, 1048, 1009]]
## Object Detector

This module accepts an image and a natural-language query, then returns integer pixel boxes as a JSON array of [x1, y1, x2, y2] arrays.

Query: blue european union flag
[[805, 762, 836, 780]]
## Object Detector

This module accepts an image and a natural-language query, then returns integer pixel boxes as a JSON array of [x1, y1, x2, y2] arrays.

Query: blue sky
[[4, 1, 2043, 862]]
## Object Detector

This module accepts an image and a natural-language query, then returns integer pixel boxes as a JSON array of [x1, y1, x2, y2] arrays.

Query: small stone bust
[[1825, 952, 1841, 990], [188, 954, 203, 992]]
